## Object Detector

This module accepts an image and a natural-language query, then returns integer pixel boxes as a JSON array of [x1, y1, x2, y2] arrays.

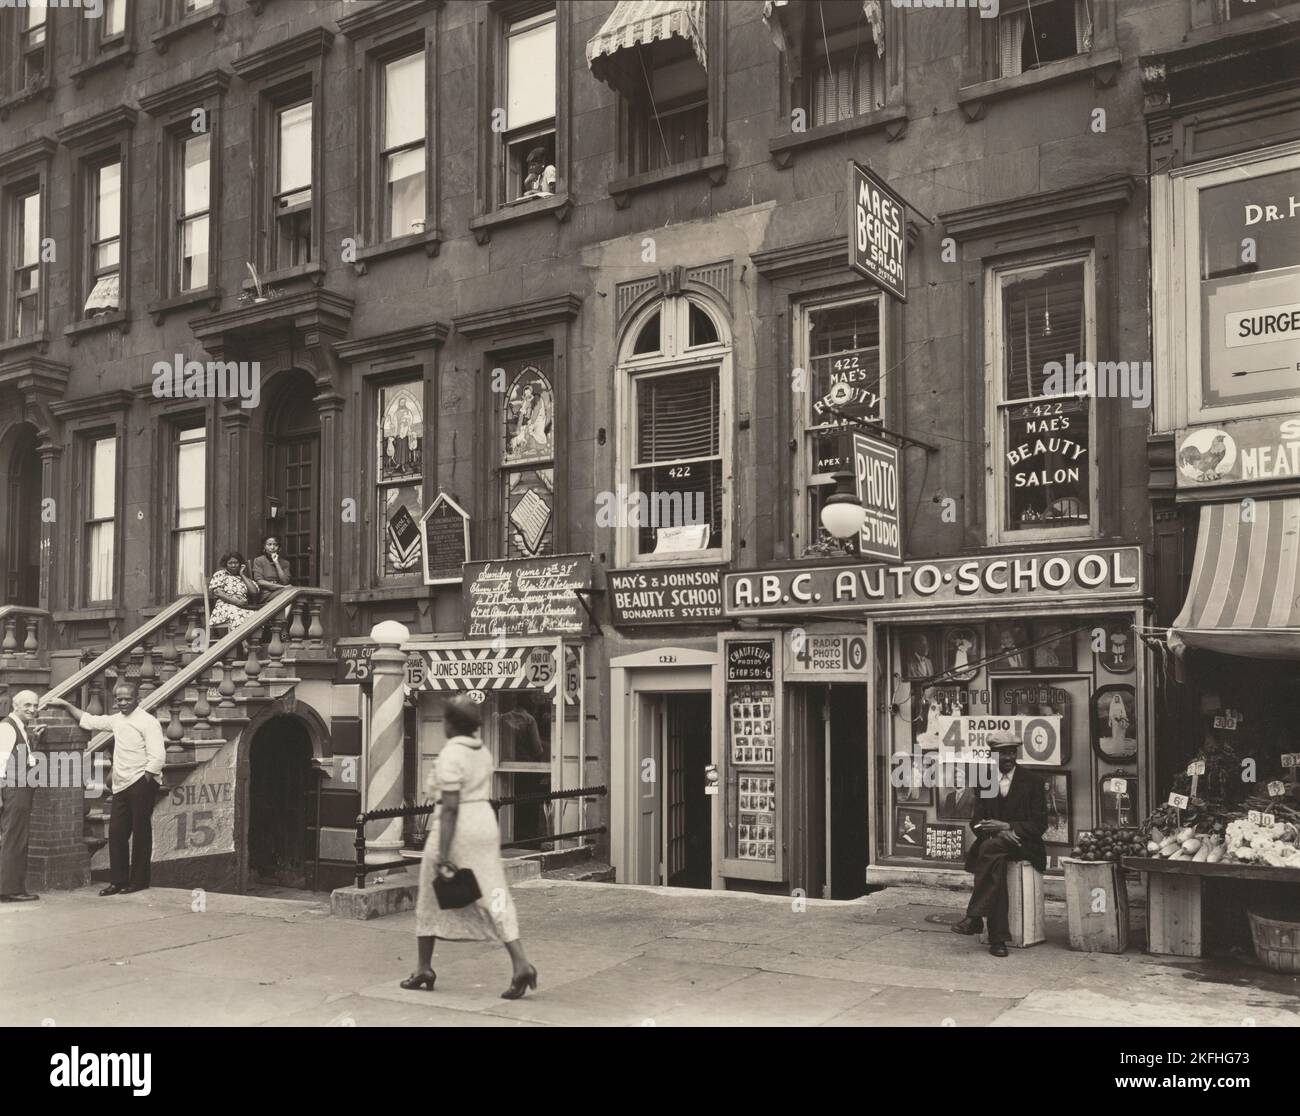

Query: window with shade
[[619, 295, 729, 563], [382, 50, 427, 239], [803, 0, 884, 126], [998, 0, 1092, 77], [796, 296, 883, 555], [85, 436, 117, 604], [85, 160, 122, 317], [20, 3, 46, 86], [178, 132, 210, 292], [11, 189, 40, 338], [173, 426, 206, 595], [990, 257, 1095, 540], [274, 100, 313, 268], [500, 8, 557, 203], [627, 38, 709, 176]]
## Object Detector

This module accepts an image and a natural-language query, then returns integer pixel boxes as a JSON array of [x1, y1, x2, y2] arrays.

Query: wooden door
[[4, 430, 40, 606], [635, 693, 661, 886], [275, 435, 318, 585], [664, 699, 688, 883]]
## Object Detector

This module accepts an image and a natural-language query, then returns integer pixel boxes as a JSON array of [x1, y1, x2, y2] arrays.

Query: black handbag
[[432, 864, 481, 909]]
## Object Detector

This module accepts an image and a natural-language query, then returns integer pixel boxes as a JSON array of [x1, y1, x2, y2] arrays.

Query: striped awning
[[586, 0, 707, 93], [1169, 497, 1300, 660], [763, 2, 884, 64]]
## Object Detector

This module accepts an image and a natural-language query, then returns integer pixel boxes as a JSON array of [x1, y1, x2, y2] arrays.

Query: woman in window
[[207, 551, 259, 630], [402, 694, 538, 999]]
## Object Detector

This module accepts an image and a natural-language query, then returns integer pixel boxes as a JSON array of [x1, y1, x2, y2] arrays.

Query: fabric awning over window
[[586, 0, 708, 94], [763, 1, 884, 66], [1169, 497, 1300, 660]]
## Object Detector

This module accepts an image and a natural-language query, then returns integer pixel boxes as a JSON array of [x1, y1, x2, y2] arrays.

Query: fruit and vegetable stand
[[1122, 857, 1300, 961]]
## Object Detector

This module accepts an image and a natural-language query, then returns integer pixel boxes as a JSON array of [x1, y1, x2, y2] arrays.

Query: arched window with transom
[[614, 294, 731, 565]]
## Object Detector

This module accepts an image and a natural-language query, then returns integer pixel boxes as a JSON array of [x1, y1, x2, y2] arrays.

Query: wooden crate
[[980, 862, 1045, 947], [1062, 857, 1129, 953]]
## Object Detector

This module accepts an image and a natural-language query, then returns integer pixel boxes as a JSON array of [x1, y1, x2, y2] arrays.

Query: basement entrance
[[247, 715, 314, 889]]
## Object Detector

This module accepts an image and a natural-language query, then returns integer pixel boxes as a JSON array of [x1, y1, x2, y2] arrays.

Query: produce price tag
[[1225, 716, 1238, 730], [1267, 780, 1287, 797], [1261, 813, 1276, 827], [1186, 760, 1206, 775], [1280, 753, 1299, 768], [1213, 715, 1225, 729], [1167, 792, 1190, 809], [1248, 809, 1262, 824], [1105, 778, 1127, 794]]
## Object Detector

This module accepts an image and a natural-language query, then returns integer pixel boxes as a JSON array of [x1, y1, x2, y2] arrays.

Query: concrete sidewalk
[[2, 879, 1297, 1027]]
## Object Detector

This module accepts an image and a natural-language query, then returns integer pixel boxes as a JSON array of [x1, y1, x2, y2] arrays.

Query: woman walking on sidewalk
[[401, 694, 538, 999]]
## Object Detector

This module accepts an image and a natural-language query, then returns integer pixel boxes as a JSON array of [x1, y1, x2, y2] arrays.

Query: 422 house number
[[667, 465, 693, 479]]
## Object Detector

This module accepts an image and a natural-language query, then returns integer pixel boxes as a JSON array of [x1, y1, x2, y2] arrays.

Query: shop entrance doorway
[[643, 691, 712, 888], [247, 715, 314, 888], [799, 684, 869, 899]]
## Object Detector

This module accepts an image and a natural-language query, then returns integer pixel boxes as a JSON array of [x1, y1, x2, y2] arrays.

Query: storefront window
[[797, 295, 882, 555], [724, 638, 779, 865], [990, 257, 1095, 541], [885, 614, 1139, 868]]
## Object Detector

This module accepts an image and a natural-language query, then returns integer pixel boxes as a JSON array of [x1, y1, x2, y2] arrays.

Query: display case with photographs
[[721, 634, 782, 877], [728, 683, 777, 767]]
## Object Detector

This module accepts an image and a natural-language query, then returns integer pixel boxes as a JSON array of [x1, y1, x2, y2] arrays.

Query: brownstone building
[[0, 0, 1285, 899]]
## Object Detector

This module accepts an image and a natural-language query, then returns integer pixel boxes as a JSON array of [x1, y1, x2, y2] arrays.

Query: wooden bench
[[980, 862, 1046, 948], [1124, 857, 1300, 958]]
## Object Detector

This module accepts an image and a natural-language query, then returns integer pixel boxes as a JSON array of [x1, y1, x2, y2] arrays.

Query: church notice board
[[461, 554, 592, 638], [420, 492, 470, 585]]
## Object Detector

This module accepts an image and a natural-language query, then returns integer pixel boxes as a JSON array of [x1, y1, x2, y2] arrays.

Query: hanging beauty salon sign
[[723, 545, 1141, 619], [848, 161, 906, 302], [1175, 415, 1300, 490]]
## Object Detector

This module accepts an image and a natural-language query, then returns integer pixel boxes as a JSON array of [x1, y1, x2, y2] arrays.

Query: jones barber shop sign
[[724, 545, 1141, 619]]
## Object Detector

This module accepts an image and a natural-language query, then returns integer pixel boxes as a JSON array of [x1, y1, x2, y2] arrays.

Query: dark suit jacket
[[251, 553, 292, 590], [965, 766, 1048, 874]]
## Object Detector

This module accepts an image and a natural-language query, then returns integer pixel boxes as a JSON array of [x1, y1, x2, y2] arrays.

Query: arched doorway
[[263, 371, 320, 586], [247, 714, 314, 889], [4, 424, 41, 606]]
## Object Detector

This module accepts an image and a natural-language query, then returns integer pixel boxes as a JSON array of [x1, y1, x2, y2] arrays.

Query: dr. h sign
[[848, 161, 906, 302]]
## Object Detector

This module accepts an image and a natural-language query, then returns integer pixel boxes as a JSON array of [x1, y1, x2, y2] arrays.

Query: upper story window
[[104, 0, 128, 42], [85, 435, 118, 604], [376, 379, 425, 580], [804, 0, 884, 125], [629, 39, 708, 175], [987, 255, 1097, 542], [11, 189, 41, 338], [275, 99, 313, 268], [173, 425, 206, 595], [498, 353, 556, 560], [21, 4, 46, 85], [179, 132, 211, 292], [185, 0, 215, 11], [85, 159, 123, 316], [382, 51, 427, 239], [998, 0, 1091, 77], [617, 295, 730, 564], [501, 8, 557, 203], [793, 294, 883, 556]]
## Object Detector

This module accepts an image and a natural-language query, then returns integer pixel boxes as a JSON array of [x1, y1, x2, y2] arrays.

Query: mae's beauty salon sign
[[723, 545, 1142, 619]]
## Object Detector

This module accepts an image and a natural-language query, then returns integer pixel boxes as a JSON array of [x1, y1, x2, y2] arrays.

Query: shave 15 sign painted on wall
[[724, 546, 1141, 618]]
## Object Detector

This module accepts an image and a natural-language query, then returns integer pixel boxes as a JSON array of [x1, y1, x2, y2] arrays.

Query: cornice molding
[[0, 137, 58, 176], [190, 288, 355, 359], [139, 68, 233, 116], [453, 293, 582, 340], [335, 321, 449, 364], [49, 389, 134, 420], [940, 175, 1135, 242], [751, 237, 847, 280], [336, 0, 440, 42], [54, 105, 138, 151], [231, 25, 334, 82], [0, 356, 69, 400]]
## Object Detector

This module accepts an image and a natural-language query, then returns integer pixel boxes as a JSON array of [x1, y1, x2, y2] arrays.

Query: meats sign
[[724, 545, 1141, 619], [1175, 415, 1300, 490]]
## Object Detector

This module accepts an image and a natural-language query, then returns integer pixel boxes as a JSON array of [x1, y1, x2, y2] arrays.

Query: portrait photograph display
[[894, 807, 928, 854], [988, 620, 1032, 672], [1030, 621, 1077, 672], [944, 625, 981, 682], [900, 628, 940, 680], [1093, 684, 1138, 762], [1042, 771, 1072, 846]]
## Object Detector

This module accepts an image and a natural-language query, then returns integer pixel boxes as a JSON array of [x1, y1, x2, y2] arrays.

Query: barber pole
[[365, 623, 409, 864]]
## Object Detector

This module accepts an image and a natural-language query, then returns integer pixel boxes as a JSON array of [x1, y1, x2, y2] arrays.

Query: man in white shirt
[[48, 683, 165, 895], [0, 690, 46, 901]]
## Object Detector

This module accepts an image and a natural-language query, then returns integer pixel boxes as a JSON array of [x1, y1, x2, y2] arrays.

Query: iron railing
[[353, 784, 607, 889]]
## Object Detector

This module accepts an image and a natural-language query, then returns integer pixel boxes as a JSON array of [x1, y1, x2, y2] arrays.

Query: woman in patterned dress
[[401, 694, 538, 999], [208, 552, 259, 629]]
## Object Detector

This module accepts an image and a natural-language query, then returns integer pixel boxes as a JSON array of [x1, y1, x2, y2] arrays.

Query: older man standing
[[49, 683, 165, 895], [0, 690, 45, 902]]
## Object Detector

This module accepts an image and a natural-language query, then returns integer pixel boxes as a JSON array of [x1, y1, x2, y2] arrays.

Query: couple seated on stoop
[[950, 730, 1048, 958]]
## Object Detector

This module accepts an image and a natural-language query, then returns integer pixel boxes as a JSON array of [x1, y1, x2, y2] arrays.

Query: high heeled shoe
[[500, 966, 537, 1000], [399, 970, 436, 991]]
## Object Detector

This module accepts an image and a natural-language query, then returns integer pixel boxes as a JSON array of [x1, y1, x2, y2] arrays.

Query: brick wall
[[27, 738, 90, 891]]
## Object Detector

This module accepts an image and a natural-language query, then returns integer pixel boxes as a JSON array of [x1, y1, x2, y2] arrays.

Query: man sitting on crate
[[951, 729, 1047, 957]]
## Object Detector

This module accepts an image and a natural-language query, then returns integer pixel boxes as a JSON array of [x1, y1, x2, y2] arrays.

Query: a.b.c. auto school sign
[[724, 545, 1141, 619]]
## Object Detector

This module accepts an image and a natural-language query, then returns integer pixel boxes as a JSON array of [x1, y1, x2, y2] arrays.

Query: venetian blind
[[637, 370, 720, 464]]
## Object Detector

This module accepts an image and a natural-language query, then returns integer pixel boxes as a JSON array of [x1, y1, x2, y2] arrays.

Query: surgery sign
[[848, 161, 906, 302]]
